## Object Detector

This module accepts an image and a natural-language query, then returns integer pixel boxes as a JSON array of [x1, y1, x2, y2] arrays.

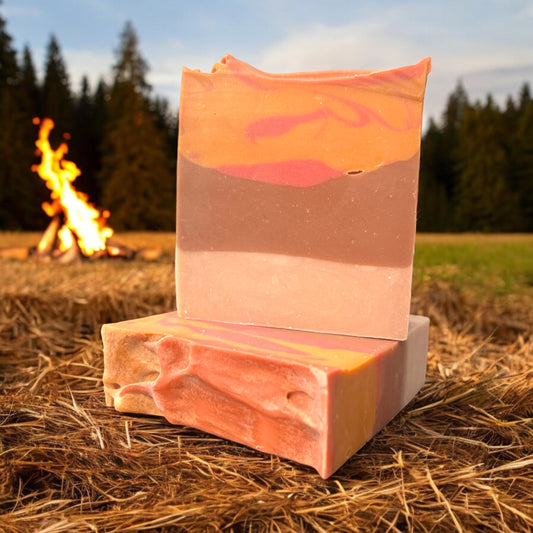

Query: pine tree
[[16, 46, 48, 228], [418, 119, 449, 231], [517, 83, 532, 112], [151, 96, 178, 156], [70, 76, 101, 201], [512, 84, 533, 230], [417, 119, 450, 232], [441, 81, 470, 207], [42, 35, 73, 147], [99, 22, 175, 230], [0, 10, 19, 227], [19, 46, 41, 118], [503, 95, 518, 126], [0, 12, 46, 228], [90, 78, 110, 205]]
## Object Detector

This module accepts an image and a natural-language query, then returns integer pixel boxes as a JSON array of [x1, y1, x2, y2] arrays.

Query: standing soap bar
[[176, 55, 431, 340]]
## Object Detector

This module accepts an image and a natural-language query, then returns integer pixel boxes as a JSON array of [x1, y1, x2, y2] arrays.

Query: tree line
[[1, 8, 532, 232], [418, 82, 533, 232]]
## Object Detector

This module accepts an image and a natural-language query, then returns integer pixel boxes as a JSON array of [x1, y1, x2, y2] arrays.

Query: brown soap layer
[[177, 154, 420, 267]]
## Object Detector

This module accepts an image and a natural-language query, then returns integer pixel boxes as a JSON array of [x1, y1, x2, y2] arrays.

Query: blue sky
[[3, 0, 533, 126]]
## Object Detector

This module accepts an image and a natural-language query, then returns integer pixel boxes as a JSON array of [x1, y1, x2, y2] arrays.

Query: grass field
[[1, 232, 532, 532], [414, 233, 533, 296]]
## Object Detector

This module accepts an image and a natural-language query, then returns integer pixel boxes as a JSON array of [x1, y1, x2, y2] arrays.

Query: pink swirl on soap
[[246, 110, 326, 142], [328, 93, 414, 131], [246, 95, 412, 144], [218, 159, 341, 187]]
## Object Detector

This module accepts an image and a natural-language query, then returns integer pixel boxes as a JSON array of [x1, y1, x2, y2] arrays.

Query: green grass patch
[[414, 233, 533, 295]]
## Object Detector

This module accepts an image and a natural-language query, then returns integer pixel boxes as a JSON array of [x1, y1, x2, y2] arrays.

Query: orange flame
[[32, 118, 113, 256]]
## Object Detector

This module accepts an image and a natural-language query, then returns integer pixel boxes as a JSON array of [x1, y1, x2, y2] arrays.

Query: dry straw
[[1, 234, 532, 532]]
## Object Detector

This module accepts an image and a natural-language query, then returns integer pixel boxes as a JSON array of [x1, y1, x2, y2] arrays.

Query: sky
[[2, 0, 533, 127]]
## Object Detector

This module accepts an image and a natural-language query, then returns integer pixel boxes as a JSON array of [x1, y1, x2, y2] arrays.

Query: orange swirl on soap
[[154, 312, 386, 370], [178, 55, 431, 187]]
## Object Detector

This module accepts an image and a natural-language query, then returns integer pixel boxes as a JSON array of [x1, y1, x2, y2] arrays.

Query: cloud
[[257, 19, 422, 74], [2, 5, 42, 17], [461, 63, 533, 104], [63, 48, 114, 89], [146, 40, 218, 109]]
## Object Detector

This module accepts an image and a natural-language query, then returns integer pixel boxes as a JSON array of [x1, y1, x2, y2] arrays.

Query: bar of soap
[[176, 55, 431, 340], [102, 312, 429, 478]]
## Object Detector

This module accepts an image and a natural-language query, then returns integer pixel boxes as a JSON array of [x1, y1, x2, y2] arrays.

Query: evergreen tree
[[418, 119, 449, 231], [0, 11, 45, 228], [91, 78, 110, 204], [512, 85, 533, 230], [0, 10, 16, 91], [113, 21, 150, 92], [70, 76, 101, 201], [19, 46, 41, 118], [151, 95, 178, 169], [16, 46, 48, 228], [454, 97, 522, 231], [0, 10, 19, 227], [42, 34, 73, 146], [503, 94, 518, 125], [99, 22, 175, 230], [517, 82, 532, 112], [441, 81, 470, 209]]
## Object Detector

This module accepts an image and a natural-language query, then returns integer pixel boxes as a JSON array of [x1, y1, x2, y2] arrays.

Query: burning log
[[0, 246, 31, 260], [104, 240, 136, 260], [0, 229, 162, 263], [29, 223, 160, 263], [54, 233, 83, 263], [34, 216, 62, 258]]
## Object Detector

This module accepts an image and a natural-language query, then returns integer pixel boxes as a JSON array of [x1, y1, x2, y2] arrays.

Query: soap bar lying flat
[[176, 55, 431, 340], [102, 312, 429, 478]]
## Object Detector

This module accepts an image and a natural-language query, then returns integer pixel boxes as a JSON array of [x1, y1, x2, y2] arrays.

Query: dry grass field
[[1, 232, 532, 532]]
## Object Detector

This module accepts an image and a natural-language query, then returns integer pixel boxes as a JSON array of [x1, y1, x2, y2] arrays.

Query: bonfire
[[31, 117, 120, 260]]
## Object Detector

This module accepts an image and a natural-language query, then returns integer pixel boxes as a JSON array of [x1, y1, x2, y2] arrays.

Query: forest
[[1, 12, 532, 233]]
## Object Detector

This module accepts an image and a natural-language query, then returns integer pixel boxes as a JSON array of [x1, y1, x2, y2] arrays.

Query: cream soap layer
[[102, 312, 429, 478], [176, 251, 413, 340]]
